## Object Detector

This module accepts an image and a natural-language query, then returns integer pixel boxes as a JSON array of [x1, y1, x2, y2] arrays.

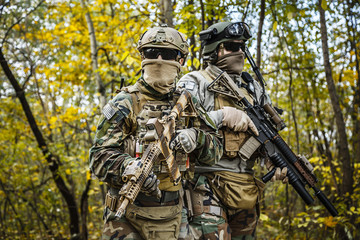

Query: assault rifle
[[115, 89, 196, 218], [207, 70, 338, 217]]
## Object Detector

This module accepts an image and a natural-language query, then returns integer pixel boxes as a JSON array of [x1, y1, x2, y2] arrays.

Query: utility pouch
[[122, 135, 136, 157], [125, 202, 182, 240], [223, 131, 249, 158], [183, 187, 194, 219], [205, 171, 260, 210]]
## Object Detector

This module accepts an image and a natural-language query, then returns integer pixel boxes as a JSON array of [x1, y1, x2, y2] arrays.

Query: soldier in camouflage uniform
[[89, 25, 223, 240], [178, 22, 287, 240]]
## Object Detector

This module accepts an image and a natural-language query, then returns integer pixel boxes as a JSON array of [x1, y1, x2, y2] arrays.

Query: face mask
[[215, 51, 245, 75], [141, 59, 181, 94]]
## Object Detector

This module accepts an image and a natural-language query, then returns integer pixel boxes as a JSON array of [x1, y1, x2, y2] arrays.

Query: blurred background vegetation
[[0, 0, 359, 239]]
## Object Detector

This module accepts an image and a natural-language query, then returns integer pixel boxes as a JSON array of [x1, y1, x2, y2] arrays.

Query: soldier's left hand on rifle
[[221, 106, 259, 135], [221, 106, 288, 183], [264, 157, 288, 183]]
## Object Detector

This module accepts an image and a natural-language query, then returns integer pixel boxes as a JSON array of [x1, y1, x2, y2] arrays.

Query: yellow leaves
[[259, 214, 269, 221], [273, 21, 278, 32], [125, 55, 137, 66], [86, 170, 92, 181], [13, 24, 21, 31], [61, 106, 79, 123], [318, 216, 337, 228], [309, 156, 321, 164], [287, 12, 293, 20], [186, 58, 200, 69], [65, 169, 71, 175], [49, 116, 58, 129], [321, 0, 327, 11]]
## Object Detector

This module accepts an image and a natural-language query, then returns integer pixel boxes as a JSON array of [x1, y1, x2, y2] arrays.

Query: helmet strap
[[218, 43, 225, 56]]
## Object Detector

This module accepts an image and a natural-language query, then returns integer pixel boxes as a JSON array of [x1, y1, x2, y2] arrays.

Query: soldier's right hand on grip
[[221, 106, 259, 135], [141, 171, 161, 198]]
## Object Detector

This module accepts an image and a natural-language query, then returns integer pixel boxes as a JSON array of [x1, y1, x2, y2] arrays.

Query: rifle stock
[[115, 89, 195, 218], [208, 71, 338, 217]]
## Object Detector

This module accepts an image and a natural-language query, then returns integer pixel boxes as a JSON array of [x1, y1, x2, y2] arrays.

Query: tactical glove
[[141, 171, 161, 198], [170, 128, 197, 153], [222, 107, 259, 136], [265, 158, 288, 183]]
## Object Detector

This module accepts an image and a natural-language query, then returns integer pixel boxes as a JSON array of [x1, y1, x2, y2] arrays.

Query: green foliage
[[0, 0, 359, 239]]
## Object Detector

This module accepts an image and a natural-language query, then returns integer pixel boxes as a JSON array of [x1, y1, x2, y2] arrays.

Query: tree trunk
[[80, 0, 106, 109], [346, 0, 360, 170], [318, 0, 353, 196], [256, 0, 265, 69], [0, 48, 80, 239], [159, 0, 174, 27], [79, 3, 106, 238]]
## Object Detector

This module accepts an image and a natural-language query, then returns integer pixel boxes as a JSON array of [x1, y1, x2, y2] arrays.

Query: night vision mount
[[199, 22, 252, 46]]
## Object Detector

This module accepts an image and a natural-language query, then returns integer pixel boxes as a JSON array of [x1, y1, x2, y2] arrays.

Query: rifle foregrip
[[266, 152, 314, 205], [262, 168, 276, 183]]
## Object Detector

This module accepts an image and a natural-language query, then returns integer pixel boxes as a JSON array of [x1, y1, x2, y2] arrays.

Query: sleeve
[[178, 71, 217, 111], [88, 92, 137, 187], [207, 110, 224, 129], [190, 127, 223, 167], [186, 97, 223, 167]]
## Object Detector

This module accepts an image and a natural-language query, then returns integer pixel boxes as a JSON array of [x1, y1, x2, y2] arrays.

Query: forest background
[[0, 0, 359, 239]]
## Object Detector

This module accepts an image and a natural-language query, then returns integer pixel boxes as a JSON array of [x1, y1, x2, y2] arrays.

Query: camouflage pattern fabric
[[228, 208, 258, 240], [102, 215, 142, 240], [89, 79, 223, 239], [187, 175, 231, 240], [187, 174, 258, 240], [178, 65, 262, 239], [178, 208, 194, 240], [89, 80, 222, 188]]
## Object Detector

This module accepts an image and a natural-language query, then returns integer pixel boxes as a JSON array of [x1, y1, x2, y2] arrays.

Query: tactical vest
[[199, 69, 257, 160], [121, 84, 199, 190]]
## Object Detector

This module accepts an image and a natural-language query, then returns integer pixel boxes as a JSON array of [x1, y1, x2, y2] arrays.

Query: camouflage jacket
[[89, 78, 223, 190], [178, 64, 271, 174]]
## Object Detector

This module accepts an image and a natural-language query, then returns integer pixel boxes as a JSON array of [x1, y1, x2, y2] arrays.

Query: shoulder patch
[[102, 102, 117, 120], [184, 81, 196, 91]]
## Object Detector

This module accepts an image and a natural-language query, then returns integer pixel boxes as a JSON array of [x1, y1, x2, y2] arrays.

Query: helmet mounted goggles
[[200, 22, 252, 46]]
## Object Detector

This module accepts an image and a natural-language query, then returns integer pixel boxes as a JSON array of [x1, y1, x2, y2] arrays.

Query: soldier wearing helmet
[[178, 22, 287, 239], [89, 25, 223, 240]]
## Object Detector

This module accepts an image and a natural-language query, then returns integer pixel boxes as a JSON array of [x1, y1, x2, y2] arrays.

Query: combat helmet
[[199, 22, 252, 62], [137, 24, 189, 65]]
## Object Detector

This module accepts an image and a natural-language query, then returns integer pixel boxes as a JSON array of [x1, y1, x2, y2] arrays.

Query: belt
[[194, 204, 227, 221], [137, 191, 179, 203], [105, 190, 180, 211]]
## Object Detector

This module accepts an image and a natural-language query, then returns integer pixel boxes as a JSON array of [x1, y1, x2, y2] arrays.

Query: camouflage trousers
[[101, 203, 193, 240], [186, 175, 258, 240]]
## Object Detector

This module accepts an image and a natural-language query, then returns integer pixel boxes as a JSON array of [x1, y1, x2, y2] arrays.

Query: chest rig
[[123, 85, 198, 174], [201, 69, 257, 160]]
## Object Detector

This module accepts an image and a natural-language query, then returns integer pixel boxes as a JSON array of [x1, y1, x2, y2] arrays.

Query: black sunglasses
[[222, 42, 244, 52], [142, 48, 180, 60]]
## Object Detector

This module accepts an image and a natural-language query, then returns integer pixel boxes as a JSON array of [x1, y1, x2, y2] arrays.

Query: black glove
[[141, 171, 161, 198], [170, 128, 197, 153]]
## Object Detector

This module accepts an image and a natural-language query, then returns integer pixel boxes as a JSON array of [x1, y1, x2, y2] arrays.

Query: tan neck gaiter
[[141, 59, 181, 95], [215, 51, 245, 75]]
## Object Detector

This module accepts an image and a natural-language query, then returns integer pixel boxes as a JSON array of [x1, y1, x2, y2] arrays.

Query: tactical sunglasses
[[142, 48, 180, 60], [222, 42, 244, 52]]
